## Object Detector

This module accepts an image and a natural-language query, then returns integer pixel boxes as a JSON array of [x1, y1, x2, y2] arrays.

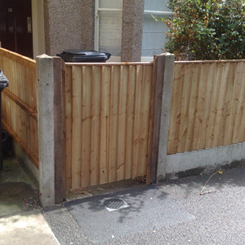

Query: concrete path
[[43, 165, 245, 245], [0, 210, 59, 245], [0, 156, 59, 245]]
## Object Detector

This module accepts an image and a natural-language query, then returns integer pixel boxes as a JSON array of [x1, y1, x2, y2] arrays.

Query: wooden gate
[[64, 62, 155, 190]]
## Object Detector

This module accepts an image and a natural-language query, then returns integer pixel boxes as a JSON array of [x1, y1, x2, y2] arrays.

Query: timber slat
[[0, 49, 38, 169], [2, 119, 39, 168], [3, 89, 37, 120], [168, 60, 245, 154], [65, 62, 154, 190]]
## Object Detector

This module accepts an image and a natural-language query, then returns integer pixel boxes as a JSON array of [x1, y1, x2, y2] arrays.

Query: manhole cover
[[101, 198, 130, 212]]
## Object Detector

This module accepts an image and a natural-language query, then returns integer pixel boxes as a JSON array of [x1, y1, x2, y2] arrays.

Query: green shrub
[[160, 0, 245, 60]]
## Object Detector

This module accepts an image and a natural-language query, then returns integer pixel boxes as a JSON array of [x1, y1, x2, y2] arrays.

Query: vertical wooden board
[[1, 93, 6, 121], [202, 63, 216, 148], [65, 66, 72, 190], [223, 63, 236, 145], [90, 66, 101, 186], [231, 62, 244, 143], [224, 62, 240, 145], [132, 65, 143, 178], [125, 65, 136, 179], [192, 63, 209, 150], [31, 117, 38, 161], [116, 65, 128, 181], [99, 66, 110, 184], [81, 66, 92, 187], [206, 63, 221, 148], [138, 65, 152, 176], [183, 64, 200, 151], [167, 63, 183, 154], [146, 61, 155, 184], [177, 64, 193, 153], [29, 116, 35, 158], [31, 69, 37, 110], [71, 66, 82, 189], [238, 62, 245, 143], [213, 63, 230, 147], [22, 67, 28, 151], [108, 66, 119, 183]]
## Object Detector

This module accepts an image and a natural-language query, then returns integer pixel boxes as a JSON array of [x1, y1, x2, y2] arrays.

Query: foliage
[[159, 0, 245, 60]]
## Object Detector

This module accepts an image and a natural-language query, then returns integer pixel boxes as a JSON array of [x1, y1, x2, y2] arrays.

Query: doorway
[[0, 0, 33, 58]]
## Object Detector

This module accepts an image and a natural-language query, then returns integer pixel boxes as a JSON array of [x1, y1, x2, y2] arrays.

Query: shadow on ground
[[158, 163, 245, 199], [0, 156, 41, 218]]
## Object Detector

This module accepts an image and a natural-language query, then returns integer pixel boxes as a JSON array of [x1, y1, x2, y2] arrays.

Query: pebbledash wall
[[42, 0, 144, 61]]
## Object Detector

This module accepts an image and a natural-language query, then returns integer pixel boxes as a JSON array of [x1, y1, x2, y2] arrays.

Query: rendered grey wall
[[44, 0, 94, 56], [121, 0, 144, 62]]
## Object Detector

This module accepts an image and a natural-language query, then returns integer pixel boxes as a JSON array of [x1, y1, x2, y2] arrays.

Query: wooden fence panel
[[65, 62, 153, 190], [168, 60, 245, 155], [0, 48, 38, 167]]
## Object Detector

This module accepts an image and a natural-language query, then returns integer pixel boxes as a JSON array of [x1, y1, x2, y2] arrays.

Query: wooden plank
[[138, 65, 152, 176], [81, 66, 92, 187], [237, 62, 245, 143], [132, 65, 143, 178], [177, 64, 193, 152], [2, 119, 39, 168], [117, 65, 128, 181], [2, 89, 37, 120], [0, 48, 36, 70], [108, 66, 119, 183], [206, 63, 221, 148], [65, 66, 72, 190], [213, 63, 230, 147], [175, 59, 245, 64], [146, 62, 155, 184], [90, 66, 101, 186], [223, 63, 236, 145], [65, 62, 153, 67], [71, 66, 82, 189], [192, 63, 210, 150], [203, 63, 216, 149], [99, 66, 110, 184], [231, 62, 244, 144], [167, 63, 183, 154], [125, 65, 136, 180], [185, 63, 200, 151]]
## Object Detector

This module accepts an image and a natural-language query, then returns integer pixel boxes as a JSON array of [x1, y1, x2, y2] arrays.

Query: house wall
[[43, 0, 94, 56], [32, 0, 46, 58], [43, 0, 144, 61], [121, 0, 144, 62]]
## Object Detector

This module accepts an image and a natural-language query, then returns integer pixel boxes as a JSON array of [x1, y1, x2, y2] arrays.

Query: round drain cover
[[104, 198, 125, 210], [102, 198, 130, 211]]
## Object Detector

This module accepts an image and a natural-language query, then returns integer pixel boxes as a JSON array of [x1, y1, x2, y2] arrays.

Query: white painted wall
[[32, 0, 46, 59]]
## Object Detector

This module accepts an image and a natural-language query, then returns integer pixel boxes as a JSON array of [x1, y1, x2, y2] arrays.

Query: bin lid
[[0, 69, 9, 89], [57, 49, 111, 62]]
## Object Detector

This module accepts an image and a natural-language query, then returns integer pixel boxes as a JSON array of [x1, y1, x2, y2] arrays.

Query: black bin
[[57, 49, 111, 62], [0, 69, 9, 170]]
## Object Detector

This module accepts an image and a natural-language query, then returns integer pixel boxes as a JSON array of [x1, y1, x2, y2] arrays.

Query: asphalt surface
[[43, 165, 245, 245]]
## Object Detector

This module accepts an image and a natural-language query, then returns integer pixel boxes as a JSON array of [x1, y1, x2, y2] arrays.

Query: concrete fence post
[[36, 54, 65, 207], [148, 53, 175, 183], [156, 53, 175, 181]]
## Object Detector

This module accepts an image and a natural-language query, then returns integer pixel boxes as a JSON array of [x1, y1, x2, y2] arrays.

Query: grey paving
[[44, 165, 245, 245], [65, 186, 194, 243], [0, 156, 59, 245]]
